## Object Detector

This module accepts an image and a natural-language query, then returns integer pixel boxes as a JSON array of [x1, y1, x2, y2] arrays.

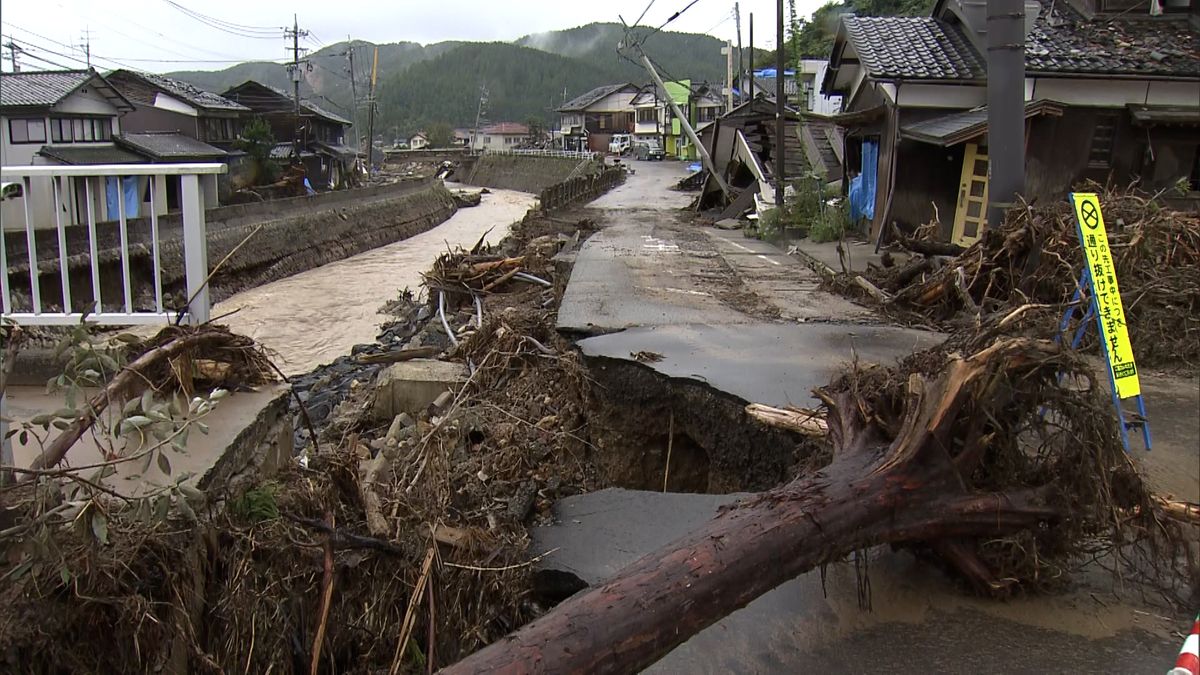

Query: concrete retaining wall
[[5, 179, 457, 311], [539, 167, 626, 211], [464, 154, 592, 193]]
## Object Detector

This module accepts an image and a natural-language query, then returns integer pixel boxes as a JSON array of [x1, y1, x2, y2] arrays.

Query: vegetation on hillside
[[374, 42, 623, 133], [516, 22, 728, 84]]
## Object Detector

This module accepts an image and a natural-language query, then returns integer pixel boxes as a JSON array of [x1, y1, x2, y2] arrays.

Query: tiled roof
[[129, 71, 249, 112], [900, 99, 1065, 146], [481, 122, 529, 135], [222, 81, 351, 125], [116, 132, 227, 160], [1025, 0, 1199, 77], [1, 70, 93, 108], [557, 83, 635, 112], [842, 16, 985, 81], [38, 144, 147, 165]]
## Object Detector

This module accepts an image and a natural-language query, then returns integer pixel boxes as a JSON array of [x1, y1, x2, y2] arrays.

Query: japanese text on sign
[[1071, 193, 1141, 399]]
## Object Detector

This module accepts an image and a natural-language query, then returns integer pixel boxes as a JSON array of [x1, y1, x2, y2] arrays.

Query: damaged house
[[823, 0, 1200, 246], [221, 80, 356, 190], [695, 97, 843, 216]]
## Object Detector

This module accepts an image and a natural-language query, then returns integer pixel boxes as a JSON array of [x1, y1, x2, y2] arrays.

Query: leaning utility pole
[[365, 46, 379, 168], [472, 85, 489, 152], [986, 0, 1026, 227], [775, 0, 786, 206], [285, 15, 310, 158], [638, 52, 729, 194], [346, 37, 361, 157], [735, 3, 743, 104]]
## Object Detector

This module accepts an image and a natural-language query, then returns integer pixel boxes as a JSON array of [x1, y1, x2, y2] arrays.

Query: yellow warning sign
[[1071, 193, 1141, 399]]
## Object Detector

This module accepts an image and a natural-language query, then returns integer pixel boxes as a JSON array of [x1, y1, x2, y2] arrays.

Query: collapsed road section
[[0, 162, 1195, 674]]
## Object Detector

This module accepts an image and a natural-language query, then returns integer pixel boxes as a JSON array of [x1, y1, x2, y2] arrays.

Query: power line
[[161, 0, 282, 33], [4, 24, 138, 71], [161, 1, 282, 39]]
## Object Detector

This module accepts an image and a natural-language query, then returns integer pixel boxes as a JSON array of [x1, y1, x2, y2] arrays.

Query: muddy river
[[213, 187, 535, 375]]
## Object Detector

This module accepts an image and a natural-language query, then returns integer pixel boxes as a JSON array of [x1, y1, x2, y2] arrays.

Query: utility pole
[[986, 0, 1026, 227], [749, 14, 755, 101], [365, 46, 379, 168], [725, 41, 734, 112], [775, 0, 786, 206], [639, 52, 728, 195], [3, 40, 22, 72], [79, 29, 91, 68], [285, 15, 310, 158], [735, 3, 743, 105], [472, 85, 489, 152], [346, 37, 361, 156]]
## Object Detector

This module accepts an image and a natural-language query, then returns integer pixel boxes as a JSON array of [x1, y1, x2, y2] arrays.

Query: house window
[[48, 117, 112, 143], [1088, 112, 1118, 169], [598, 116, 608, 130], [697, 106, 720, 123], [8, 118, 46, 144], [637, 108, 657, 124], [206, 118, 238, 142]]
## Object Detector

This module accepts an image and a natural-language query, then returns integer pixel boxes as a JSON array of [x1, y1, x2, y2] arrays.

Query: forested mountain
[[162, 23, 733, 142], [373, 43, 623, 135], [516, 23, 728, 84]]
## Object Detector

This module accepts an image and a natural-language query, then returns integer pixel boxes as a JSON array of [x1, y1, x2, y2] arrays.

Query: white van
[[608, 134, 632, 155]]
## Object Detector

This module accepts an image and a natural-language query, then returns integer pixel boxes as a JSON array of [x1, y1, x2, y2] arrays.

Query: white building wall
[[1030, 77, 1200, 107], [799, 60, 843, 115]]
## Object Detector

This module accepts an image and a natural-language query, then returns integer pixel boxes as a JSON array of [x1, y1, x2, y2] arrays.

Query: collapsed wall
[[463, 154, 593, 193]]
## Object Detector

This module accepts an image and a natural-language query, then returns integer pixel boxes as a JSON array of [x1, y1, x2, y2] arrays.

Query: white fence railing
[[479, 148, 600, 161], [0, 162, 225, 327]]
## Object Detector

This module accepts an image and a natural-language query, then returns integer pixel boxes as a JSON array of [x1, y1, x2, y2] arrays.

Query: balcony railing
[[0, 162, 225, 327]]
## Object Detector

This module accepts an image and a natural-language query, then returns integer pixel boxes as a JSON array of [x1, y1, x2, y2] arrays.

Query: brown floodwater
[[212, 187, 536, 375]]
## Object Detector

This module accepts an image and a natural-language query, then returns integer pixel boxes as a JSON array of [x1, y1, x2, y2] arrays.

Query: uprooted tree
[[445, 328, 1188, 673]]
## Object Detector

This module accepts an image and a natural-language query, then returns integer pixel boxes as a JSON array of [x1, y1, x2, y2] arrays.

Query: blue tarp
[[848, 139, 878, 223], [105, 176, 139, 220], [752, 68, 796, 78]]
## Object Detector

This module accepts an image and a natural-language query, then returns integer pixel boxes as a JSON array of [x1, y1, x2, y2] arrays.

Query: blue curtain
[[104, 176, 140, 220], [848, 138, 879, 223]]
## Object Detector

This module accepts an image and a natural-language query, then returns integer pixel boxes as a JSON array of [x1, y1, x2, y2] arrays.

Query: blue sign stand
[[1055, 268, 1152, 453]]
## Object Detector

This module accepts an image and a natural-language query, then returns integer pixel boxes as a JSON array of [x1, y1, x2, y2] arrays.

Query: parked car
[[631, 141, 666, 161], [608, 134, 632, 155]]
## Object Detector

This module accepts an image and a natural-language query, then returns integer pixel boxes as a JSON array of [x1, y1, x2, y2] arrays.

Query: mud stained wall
[[464, 155, 588, 194], [584, 357, 818, 494], [6, 180, 457, 311]]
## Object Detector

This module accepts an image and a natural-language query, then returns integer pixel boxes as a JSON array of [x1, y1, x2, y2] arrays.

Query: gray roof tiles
[[557, 83, 636, 112], [1, 70, 95, 108], [842, 16, 986, 81], [1025, 0, 1199, 77], [130, 72, 249, 112], [116, 132, 227, 159]]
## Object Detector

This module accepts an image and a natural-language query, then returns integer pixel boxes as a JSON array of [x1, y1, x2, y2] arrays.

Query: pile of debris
[[842, 189, 1200, 370]]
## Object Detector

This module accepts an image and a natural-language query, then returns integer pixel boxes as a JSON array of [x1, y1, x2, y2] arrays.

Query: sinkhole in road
[[582, 356, 822, 495]]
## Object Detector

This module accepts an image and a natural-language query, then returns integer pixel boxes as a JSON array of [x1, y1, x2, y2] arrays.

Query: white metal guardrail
[[0, 162, 224, 477], [479, 148, 600, 161], [0, 162, 225, 326]]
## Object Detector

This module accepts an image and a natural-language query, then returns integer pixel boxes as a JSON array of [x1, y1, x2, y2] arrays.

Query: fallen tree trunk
[[444, 338, 1097, 674]]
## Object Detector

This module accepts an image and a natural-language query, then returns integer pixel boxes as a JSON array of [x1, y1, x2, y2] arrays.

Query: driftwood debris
[[745, 403, 828, 436], [446, 337, 1165, 673], [26, 325, 273, 474]]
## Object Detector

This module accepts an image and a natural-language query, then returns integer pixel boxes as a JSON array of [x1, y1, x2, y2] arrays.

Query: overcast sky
[[0, 0, 818, 74]]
